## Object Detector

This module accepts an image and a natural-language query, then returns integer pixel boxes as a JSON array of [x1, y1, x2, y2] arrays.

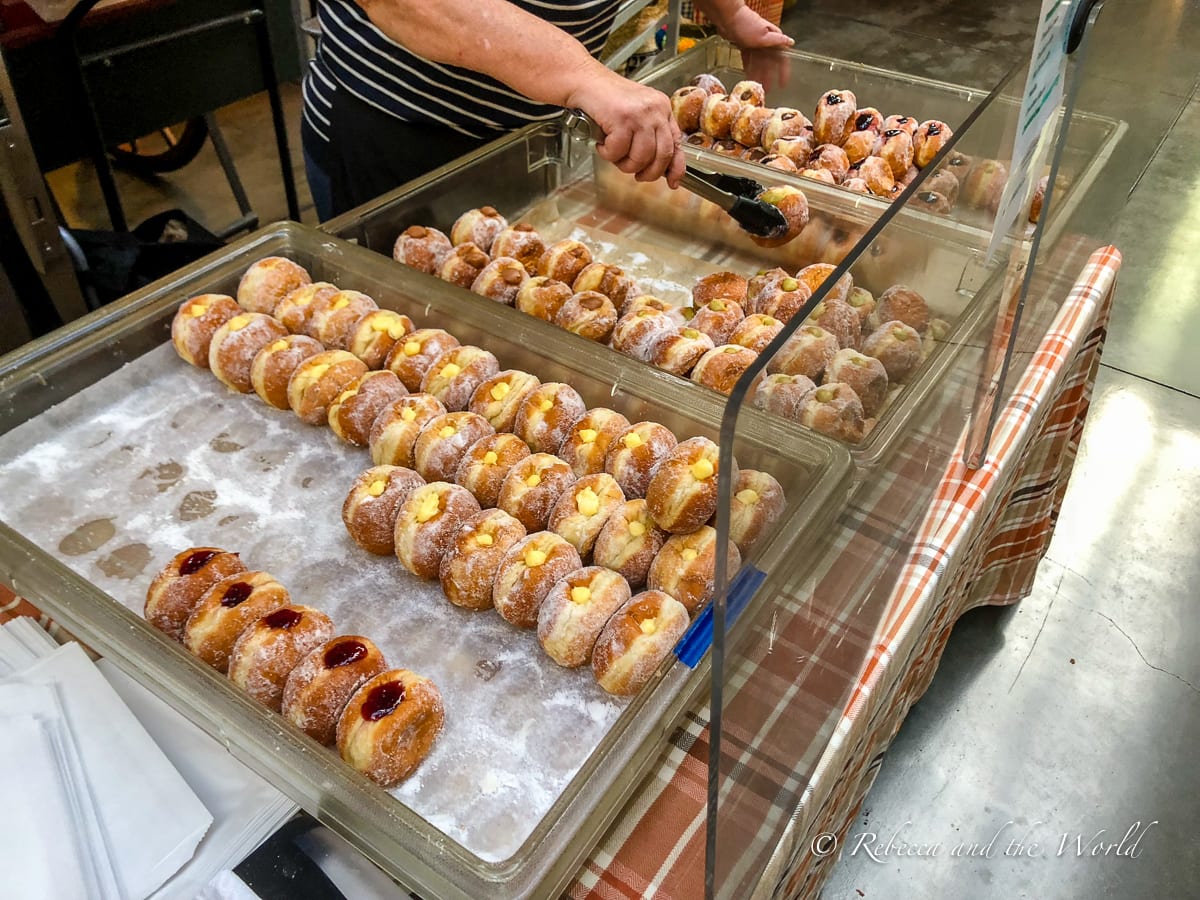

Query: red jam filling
[[262, 607, 302, 629], [180, 549, 219, 576], [362, 681, 406, 721], [324, 640, 367, 669], [220, 581, 253, 607]]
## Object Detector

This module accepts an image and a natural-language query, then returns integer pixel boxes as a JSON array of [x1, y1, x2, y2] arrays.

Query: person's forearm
[[691, 0, 747, 30]]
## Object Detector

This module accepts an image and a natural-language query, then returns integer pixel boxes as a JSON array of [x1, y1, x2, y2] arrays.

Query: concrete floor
[[34, 2, 1200, 898]]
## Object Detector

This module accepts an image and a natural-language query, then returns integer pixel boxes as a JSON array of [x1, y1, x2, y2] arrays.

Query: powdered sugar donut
[[172, 294, 240, 368], [228, 605, 335, 711], [557, 408, 632, 477], [368, 393, 447, 468], [209, 312, 289, 393], [384, 328, 461, 392], [490, 224, 545, 275], [604, 421, 677, 499], [537, 566, 632, 667], [237, 257, 311, 315], [342, 465, 426, 555], [275, 282, 338, 335], [282, 636, 388, 745], [454, 432, 531, 508], [327, 370, 408, 446], [412, 411, 496, 482], [439, 508, 527, 610], [513, 382, 587, 454], [492, 531, 582, 628], [591, 499, 666, 589], [394, 482, 481, 579], [450, 206, 508, 253], [393, 225, 452, 273], [468, 369, 542, 433], [309, 289, 378, 349], [420, 345, 501, 412], [498, 452, 577, 532], [592, 590, 689, 695], [647, 526, 741, 615], [251, 334, 325, 409]]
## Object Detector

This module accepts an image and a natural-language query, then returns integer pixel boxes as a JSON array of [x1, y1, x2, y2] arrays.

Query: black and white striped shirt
[[303, 0, 619, 144]]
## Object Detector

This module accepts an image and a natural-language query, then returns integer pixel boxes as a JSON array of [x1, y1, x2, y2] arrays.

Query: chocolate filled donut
[[490, 224, 546, 275], [536, 239, 592, 284], [471, 256, 528, 305], [515, 276, 574, 322], [450, 206, 508, 253], [438, 242, 492, 289], [555, 291, 618, 342], [393, 225, 452, 274]]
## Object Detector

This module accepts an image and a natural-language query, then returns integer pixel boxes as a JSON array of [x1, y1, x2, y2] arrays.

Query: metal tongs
[[565, 110, 789, 241]]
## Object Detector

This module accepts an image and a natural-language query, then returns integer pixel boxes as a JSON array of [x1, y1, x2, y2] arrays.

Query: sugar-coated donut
[[800, 167, 837, 186], [309, 290, 379, 349], [767, 326, 840, 380], [591, 590, 689, 696], [825, 348, 888, 417], [274, 282, 338, 335], [877, 129, 914, 179], [758, 276, 812, 324], [650, 327, 715, 377], [846, 287, 877, 326], [513, 382, 587, 454], [751, 185, 810, 248], [760, 153, 800, 173], [393, 225, 453, 274], [172, 294, 241, 368], [854, 156, 896, 195], [145, 547, 246, 641], [450, 206, 508, 253], [913, 120, 953, 168], [730, 314, 784, 354], [799, 382, 867, 441], [468, 369, 542, 432], [770, 133, 817, 167], [548, 472, 625, 557], [729, 469, 786, 555], [699, 93, 741, 139], [813, 89, 857, 146], [536, 239, 592, 284], [591, 498, 666, 589], [183, 571, 290, 673], [761, 108, 811, 149], [538, 566, 632, 668], [692, 271, 748, 308], [369, 393, 447, 467], [328, 370, 409, 446], [438, 242, 492, 288], [251, 334, 325, 409], [622, 295, 687, 324], [645, 436, 722, 533], [874, 285, 930, 335], [439, 508, 527, 610], [497, 452, 577, 532], [493, 531, 583, 628], [883, 114, 918, 138], [731, 105, 773, 148], [690, 298, 745, 346], [730, 79, 766, 107], [420, 345, 500, 412], [671, 85, 707, 133], [513, 276, 573, 327], [752, 372, 817, 421], [943, 149, 974, 182], [394, 481, 481, 579], [209, 313, 289, 393], [412, 411, 496, 482], [384, 328, 461, 392], [604, 422, 677, 499], [961, 159, 1008, 212], [237, 257, 311, 315], [337, 669, 444, 786], [573, 262, 638, 310], [691, 344, 758, 395], [796, 263, 852, 303], [862, 321, 924, 382], [454, 432, 531, 507], [808, 299, 862, 350], [806, 143, 851, 183], [283, 635, 388, 745], [287, 350, 369, 425], [842, 130, 877, 165], [924, 170, 961, 206], [471, 256, 528, 305], [555, 291, 618, 342], [557, 408, 631, 478], [610, 309, 677, 362], [342, 464, 426, 555], [347, 309, 415, 369], [648, 526, 741, 615], [689, 73, 726, 95], [490, 224, 545, 275], [228, 605, 336, 711]]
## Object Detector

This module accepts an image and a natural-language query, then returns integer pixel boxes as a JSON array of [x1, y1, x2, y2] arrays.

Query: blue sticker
[[674, 565, 768, 668]]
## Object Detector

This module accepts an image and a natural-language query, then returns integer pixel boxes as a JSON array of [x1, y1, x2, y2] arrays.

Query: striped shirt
[[303, 0, 619, 144]]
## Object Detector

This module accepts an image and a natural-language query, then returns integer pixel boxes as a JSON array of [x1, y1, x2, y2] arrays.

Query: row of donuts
[[144, 547, 442, 787]]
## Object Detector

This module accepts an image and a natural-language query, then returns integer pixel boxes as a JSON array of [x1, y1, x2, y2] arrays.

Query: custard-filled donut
[[328, 370, 409, 446], [283, 635, 388, 745], [846, 287, 877, 327], [604, 421, 677, 500], [806, 143, 850, 183], [309, 290, 378, 349], [515, 276, 574, 322], [592, 590, 690, 696], [645, 436, 722, 533], [799, 382, 867, 442], [412, 411, 496, 482], [813, 89, 857, 146], [384, 328, 461, 392], [767, 326, 839, 380], [471, 256, 528, 305], [913, 120, 953, 168], [183, 571, 291, 673], [875, 284, 930, 335], [288, 350, 369, 425], [808, 299, 862, 350], [557, 408, 631, 478], [172, 294, 241, 368], [393, 224, 453, 274], [394, 481, 481, 579], [751, 185, 810, 248], [650, 327, 715, 377], [513, 382, 587, 454], [761, 108, 810, 149], [490, 224, 545, 275], [468, 369, 541, 433], [347, 309, 416, 369], [877, 129, 914, 179], [337, 669, 444, 786], [591, 498, 667, 589], [237, 257, 311, 315], [251, 334, 325, 409], [555, 291, 618, 342], [369, 393, 447, 467], [609, 309, 677, 362], [728, 469, 786, 555], [342, 464, 426, 555], [420, 345, 501, 412], [493, 531, 583, 628], [538, 566, 632, 668], [647, 526, 741, 615], [228, 605, 336, 711], [622, 295, 687, 324], [536, 239, 592, 284], [145, 547, 246, 641], [730, 314, 784, 354], [497, 452, 577, 532], [548, 472, 625, 557], [699, 93, 740, 140], [690, 298, 745, 346], [731, 105, 773, 148], [692, 271, 748, 308], [438, 242, 491, 288], [751, 372, 817, 421], [455, 432, 532, 508], [439, 508, 527, 609], [690, 344, 758, 395], [862, 321, 924, 382], [275, 282, 339, 335], [573, 262, 638, 310], [670, 85, 707, 133], [796, 263, 852, 303], [758, 276, 812, 324], [689, 73, 726, 95], [209, 313, 290, 393], [450, 206, 508, 253]]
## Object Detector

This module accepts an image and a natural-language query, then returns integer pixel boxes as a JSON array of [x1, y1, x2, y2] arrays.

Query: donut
[[730, 79, 766, 107], [808, 299, 862, 350], [760, 154, 800, 173], [645, 436, 721, 533], [924, 170, 961, 206], [689, 73, 726, 95], [555, 291, 618, 342], [855, 156, 896, 195], [730, 314, 784, 354], [731, 105, 773, 148], [851, 107, 884, 136], [875, 284, 930, 334], [412, 411, 496, 482], [1029, 175, 1049, 223], [328, 370, 409, 446], [384, 328, 461, 392], [450, 206, 508, 253], [876, 129, 914, 179], [799, 382, 866, 441], [492, 531, 582, 628], [439, 508, 526, 610], [537, 567, 632, 668], [690, 344, 758, 395], [309, 289, 379, 349], [454, 432, 531, 507], [841, 177, 869, 195], [913, 120, 953, 168], [394, 481, 481, 579], [250, 334, 325, 409], [684, 132, 715, 150], [591, 498, 666, 589], [761, 108, 810, 149], [420, 345, 501, 411], [796, 263, 852, 302], [172, 294, 241, 367], [368, 393, 448, 467], [670, 85, 707, 133], [466, 369, 541, 432], [275, 282, 339, 335], [622, 295, 687, 324], [800, 168, 837, 186], [690, 298, 745, 345], [497, 453, 577, 532], [237, 257, 311, 315], [650, 327, 715, 377], [942, 150, 974, 182], [604, 422, 677, 499], [692, 271, 748, 308], [471, 256, 528, 305], [806, 143, 850, 183], [393, 225, 453, 274], [825, 348, 888, 417], [287, 350, 369, 425], [490, 224, 546, 275], [209, 313, 289, 393], [609, 309, 677, 362], [347, 309, 416, 369], [513, 382, 587, 454], [183, 571, 291, 673], [438, 242, 492, 289], [770, 132, 817, 167], [337, 669, 444, 786], [842, 130, 877, 165], [591, 591, 690, 696], [282, 635, 388, 745], [961, 159, 1008, 213], [751, 186, 810, 248], [536, 239, 592, 285], [515, 276, 573, 322], [557, 408, 632, 478], [751, 372, 817, 421], [145, 547, 246, 641], [729, 470, 787, 555], [846, 287, 877, 326], [882, 114, 918, 138], [647, 526, 741, 615], [758, 277, 812, 324], [862, 321, 924, 382], [767, 326, 839, 380], [573, 263, 638, 310], [699, 94, 740, 140], [342, 464, 426, 555], [813, 90, 857, 146], [548, 472, 625, 557], [228, 605, 336, 711]]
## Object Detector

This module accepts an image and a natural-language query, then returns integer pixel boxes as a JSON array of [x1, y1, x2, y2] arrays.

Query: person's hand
[[711, 5, 794, 52]]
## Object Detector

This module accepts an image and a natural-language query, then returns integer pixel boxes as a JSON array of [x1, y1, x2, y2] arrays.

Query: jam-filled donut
[[731, 105, 773, 148], [913, 120, 953, 168], [439, 508, 527, 610], [770, 132, 818, 167], [591, 498, 666, 589], [751, 185, 810, 248], [729, 470, 787, 555], [591, 590, 690, 696], [209, 313, 290, 393], [454, 432, 531, 507], [883, 114, 918, 138], [228, 605, 336, 711], [762, 108, 810, 148], [761, 154, 800, 173], [557, 408, 631, 478], [393, 225, 453, 274], [924, 170, 961, 206], [692, 271, 748, 308], [808, 298, 862, 350], [513, 382, 587, 454], [347, 309, 415, 369], [146, 547, 246, 641], [798, 382, 867, 441], [394, 481, 481, 579], [796, 263, 852, 303], [548, 472, 625, 557], [536, 239, 592, 285], [604, 422, 677, 499], [842, 130, 877, 166], [497, 452, 577, 532], [515, 276, 573, 322], [342, 464, 426, 555], [555, 291, 618, 342], [862, 321, 924, 382], [806, 143, 851, 184], [493, 531, 583, 628], [450, 206, 508, 253], [438, 242, 492, 288], [384, 328, 461, 392], [647, 526, 741, 615], [767, 326, 840, 380], [237, 257, 311, 315], [251, 334, 325, 409], [689, 72, 726, 95], [275, 282, 339, 335], [800, 167, 837, 186], [699, 93, 740, 139], [942, 149, 974, 183], [183, 571, 290, 673], [610, 309, 677, 362], [813, 89, 857, 146], [877, 129, 915, 179], [468, 370, 541, 432], [283, 635, 388, 745], [172, 294, 241, 367], [751, 372, 817, 421], [328, 370, 409, 446], [690, 344, 758, 395], [650, 327, 715, 377], [670, 85, 707, 133], [337, 669, 444, 786], [368, 393, 447, 467], [490, 224, 546, 275], [538, 566, 632, 668], [855, 156, 896, 195], [690, 298, 744, 346], [471, 257, 528, 305], [412, 411, 496, 482], [825, 348, 888, 418], [645, 436, 722, 533], [309, 290, 379, 350], [730, 314, 784, 354], [420, 346, 500, 412], [287, 350, 369, 425], [875, 284, 930, 334], [573, 262, 638, 310]]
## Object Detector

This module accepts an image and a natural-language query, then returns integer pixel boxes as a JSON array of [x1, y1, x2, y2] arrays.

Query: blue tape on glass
[[674, 565, 768, 668]]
